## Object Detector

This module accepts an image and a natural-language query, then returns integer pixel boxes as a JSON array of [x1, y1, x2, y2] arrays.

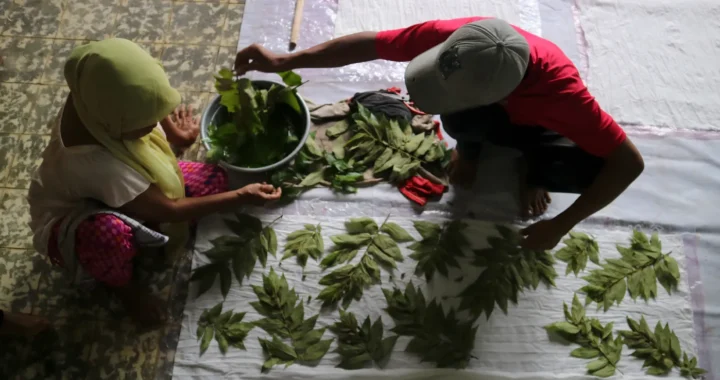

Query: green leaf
[[345, 217, 378, 234], [283, 224, 324, 268], [200, 326, 214, 355], [263, 227, 277, 256], [278, 71, 302, 87], [571, 347, 600, 359], [381, 222, 414, 242], [216, 332, 229, 354], [299, 168, 326, 187], [592, 364, 616, 378], [331, 233, 373, 247], [326, 119, 350, 138], [413, 220, 442, 240], [300, 339, 333, 361], [587, 358, 608, 372], [219, 266, 231, 298], [546, 322, 580, 335]]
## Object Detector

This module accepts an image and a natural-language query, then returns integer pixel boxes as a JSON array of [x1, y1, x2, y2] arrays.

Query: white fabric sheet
[[575, 0, 720, 131], [173, 215, 695, 379], [333, 0, 542, 37]]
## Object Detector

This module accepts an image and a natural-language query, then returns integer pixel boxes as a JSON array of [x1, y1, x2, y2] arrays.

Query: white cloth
[[28, 107, 151, 255], [173, 214, 695, 379], [575, 0, 720, 131], [333, 0, 542, 38]]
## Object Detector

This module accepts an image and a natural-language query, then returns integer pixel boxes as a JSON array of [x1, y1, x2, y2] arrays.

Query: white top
[[28, 107, 153, 255]]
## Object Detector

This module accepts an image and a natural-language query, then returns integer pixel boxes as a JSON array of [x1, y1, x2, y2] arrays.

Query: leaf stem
[[266, 215, 284, 229]]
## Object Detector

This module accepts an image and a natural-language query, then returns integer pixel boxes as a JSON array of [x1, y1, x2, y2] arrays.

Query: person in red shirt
[[235, 17, 644, 250]]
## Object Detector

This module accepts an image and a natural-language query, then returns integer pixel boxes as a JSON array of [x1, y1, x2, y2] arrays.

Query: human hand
[[235, 44, 285, 75], [161, 104, 200, 149], [519, 218, 571, 250], [237, 183, 283, 205], [448, 149, 477, 189]]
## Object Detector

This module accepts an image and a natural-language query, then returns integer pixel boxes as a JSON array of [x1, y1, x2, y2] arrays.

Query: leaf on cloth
[[579, 230, 680, 311], [544, 295, 622, 377], [408, 220, 469, 282], [318, 216, 407, 308], [196, 302, 253, 356], [620, 316, 706, 378], [326, 119, 350, 138], [282, 224, 324, 267], [383, 282, 476, 368], [329, 309, 398, 369], [458, 224, 557, 319], [554, 231, 600, 276], [190, 214, 279, 298], [252, 268, 333, 372]]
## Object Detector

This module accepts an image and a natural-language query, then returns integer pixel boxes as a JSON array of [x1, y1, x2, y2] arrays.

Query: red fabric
[[375, 17, 626, 158], [400, 177, 446, 206]]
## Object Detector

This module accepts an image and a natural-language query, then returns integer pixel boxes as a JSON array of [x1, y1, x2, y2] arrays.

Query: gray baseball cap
[[405, 18, 530, 114]]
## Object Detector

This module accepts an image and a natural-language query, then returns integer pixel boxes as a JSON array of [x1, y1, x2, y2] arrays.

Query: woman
[[28, 39, 281, 325]]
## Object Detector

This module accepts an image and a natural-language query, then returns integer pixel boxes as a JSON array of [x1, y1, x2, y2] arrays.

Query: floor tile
[[215, 46, 234, 75], [32, 257, 120, 321], [162, 44, 219, 92], [42, 39, 87, 85], [12, 318, 97, 380], [0, 37, 53, 83], [135, 42, 165, 59], [86, 318, 164, 379], [26, 84, 67, 134], [114, 0, 172, 43], [0, 189, 34, 248], [169, 2, 226, 45], [0, 134, 19, 184], [220, 3, 244, 47], [0, 0, 64, 38], [57, 0, 119, 40], [0, 248, 45, 313], [0, 83, 39, 134], [5, 134, 51, 189]]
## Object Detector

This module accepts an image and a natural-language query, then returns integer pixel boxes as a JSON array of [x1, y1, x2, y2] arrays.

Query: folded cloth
[[399, 176, 446, 206], [309, 102, 351, 122], [55, 208, 169, 286]]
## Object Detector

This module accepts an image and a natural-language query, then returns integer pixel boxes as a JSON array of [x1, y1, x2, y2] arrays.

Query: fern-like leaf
[[459, 225, 557, 319], [545, 295, 622, 378], [317, 216, 409, 308], [580, 230, 680, 311], [408, 220, 469, 281], [620, 316, 706, 378], [555, 231, 600, 276], [383, 282, 476, 368]]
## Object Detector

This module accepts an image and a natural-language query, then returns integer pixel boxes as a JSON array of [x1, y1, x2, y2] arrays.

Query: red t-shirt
[[375, 17, 626, 158]]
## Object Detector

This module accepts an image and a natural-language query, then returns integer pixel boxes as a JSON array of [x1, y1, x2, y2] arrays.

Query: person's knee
[[76, 214, 136, 287]]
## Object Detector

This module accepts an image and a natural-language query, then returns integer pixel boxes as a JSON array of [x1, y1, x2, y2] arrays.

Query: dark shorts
[[441, 105, 605, 194]]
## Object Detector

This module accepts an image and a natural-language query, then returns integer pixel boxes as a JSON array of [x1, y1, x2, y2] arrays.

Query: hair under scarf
[[64, 38, 188, 257]]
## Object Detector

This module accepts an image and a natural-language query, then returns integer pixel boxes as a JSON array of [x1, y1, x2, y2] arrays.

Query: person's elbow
[[609, 137, 644, 180]]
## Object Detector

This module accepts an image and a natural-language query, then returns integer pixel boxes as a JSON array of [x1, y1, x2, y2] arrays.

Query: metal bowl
[[200, 79, 311, 173]]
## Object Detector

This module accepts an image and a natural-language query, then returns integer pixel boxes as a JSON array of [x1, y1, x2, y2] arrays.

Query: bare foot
[[0, 312, 51, 337], [521, 186, 551, 219], [113, 284, 168, 327]]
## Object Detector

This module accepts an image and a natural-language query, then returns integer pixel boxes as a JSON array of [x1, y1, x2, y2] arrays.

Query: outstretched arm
[[120, 183, 281, 224], [235, 32, 378, 75]]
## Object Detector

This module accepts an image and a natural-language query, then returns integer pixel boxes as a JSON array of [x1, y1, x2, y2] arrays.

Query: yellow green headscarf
[[64, 38, 188, 257]]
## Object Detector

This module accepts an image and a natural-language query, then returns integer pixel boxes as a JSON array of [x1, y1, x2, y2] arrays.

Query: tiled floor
[[0, 0, 244, 378]]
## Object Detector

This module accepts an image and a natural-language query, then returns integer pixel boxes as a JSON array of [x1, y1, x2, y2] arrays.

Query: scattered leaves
[[318, 216, 410, 308], [408, 220, 468, 281], [555, 231, 600, 276], [190, 214, 279, 298], [545, 295, 622, 378], [383, 282, 477, 368], [329, 310, 398, 369], [620, 316, 706, 378], [282, 224, 324, 267], [252, 269, 333, 372], [580, 230, 680, 311], [196, 302, 254, 356], [459, 225, 557, 319]]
